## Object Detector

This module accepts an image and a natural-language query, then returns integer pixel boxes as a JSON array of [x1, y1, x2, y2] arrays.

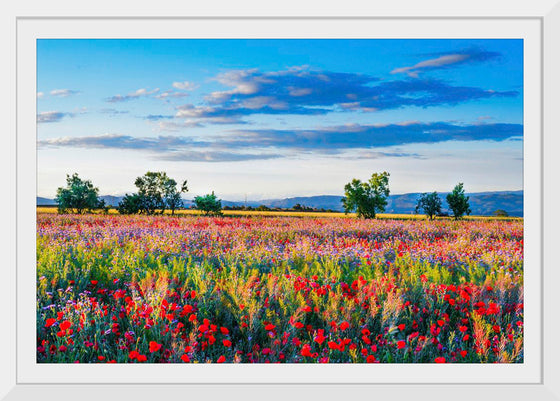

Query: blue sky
[[37, 39, 523, 200]]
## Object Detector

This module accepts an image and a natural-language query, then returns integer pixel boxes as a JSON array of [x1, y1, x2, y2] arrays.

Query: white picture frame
[[3, 0, 560, 399]]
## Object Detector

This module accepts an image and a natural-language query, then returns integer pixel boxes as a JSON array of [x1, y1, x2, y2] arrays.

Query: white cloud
[[50, 89, 80, 97], [37, 111, 72, 123], [391, 54, 470, 77], [155, 90, 190, 101], [172, 81, 198, 91], [106, 88, 159, 102], [37, 92, 44, 98], [156, 120, 202, 132]]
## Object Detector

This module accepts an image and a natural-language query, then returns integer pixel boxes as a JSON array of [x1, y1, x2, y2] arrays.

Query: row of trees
[[341, 171, 471, 220], [55, 172, 223, 216], [55, 171, 474, 219]]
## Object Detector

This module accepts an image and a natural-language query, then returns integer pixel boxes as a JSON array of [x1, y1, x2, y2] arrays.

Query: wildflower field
[[36, 213, 523, 364]]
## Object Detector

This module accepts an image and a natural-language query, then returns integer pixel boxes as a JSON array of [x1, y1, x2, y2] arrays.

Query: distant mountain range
[[37, 190, 523, 216]]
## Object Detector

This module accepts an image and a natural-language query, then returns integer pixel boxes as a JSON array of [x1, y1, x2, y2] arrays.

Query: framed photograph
[[4, 0, 560, 399]]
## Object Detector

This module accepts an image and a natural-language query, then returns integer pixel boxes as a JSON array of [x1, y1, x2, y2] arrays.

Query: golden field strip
[[36, 206, 521, 221]]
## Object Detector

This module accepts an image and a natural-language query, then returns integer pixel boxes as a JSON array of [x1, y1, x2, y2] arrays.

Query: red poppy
[[397, 340, 406, 349], [339, 321, 350, 331], [301, 344, 313, 357], [181, 354, 190, 363], [98, 356, 105, 361], [434, 357, 446, 363], [59, 320, 72, 331], [366, 355, 376, 363], [328, 341, 339, 350], [45, 318, 56, 328], [398, 324, 405, 331], [129, 350, 139, 360], [217, 355, 226, 363], [220, 327, 229, 335], [223, 339, 232, 347], [459, 325, 468, 332], [314, 330, 326, 345], [91, 280, 98, 286], [137, 354, 147, 362], [149, 341, 162, 353], [265, 323, 276, 331]]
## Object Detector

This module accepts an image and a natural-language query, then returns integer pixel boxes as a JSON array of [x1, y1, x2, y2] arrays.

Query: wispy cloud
[[155, 120, 202, 132], [168, 66, 517, 124], [156, 151, 280, 162], [154, 90, 190, 101], [37, 111, 73, 123], [172, 81, 198, 91], [99, 108, 129, 115], [38, 133, 207, 151], [38, 133, 278, 162], [37, 92, 44, 98], [50, 89, 80, 97], [223, 121, 523, 150], [106, 88, 160, 103], [144, 114, 174, 121], [391, 48, 501, 77], [37, 121, 522, 162], [349, 150, 426, 159]]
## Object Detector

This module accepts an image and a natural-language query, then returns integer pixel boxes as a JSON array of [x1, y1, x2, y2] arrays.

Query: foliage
[[415, 192, 443, 220], [164, 179, 189, 215], [118, 171, 187, 215], [446, 183, 471, 219], [494, 209, 509, 217], [55, 173, 104, 214], [117, 193, 144, 215], [342, 171, 390, 219], [194, 191, 223, 216]]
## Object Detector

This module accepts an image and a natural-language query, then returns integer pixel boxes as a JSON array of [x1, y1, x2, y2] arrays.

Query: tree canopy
[[118, 171, 188, 215], [446, 183, 471, 219], [55, 173, 106, 214], [194, 191, 222, 216], [342, 171, 390, 219], [415, 192, 442, 220]]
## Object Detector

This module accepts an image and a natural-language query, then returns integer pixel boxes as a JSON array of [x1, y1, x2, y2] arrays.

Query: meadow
[[36, 212, 523, 363]]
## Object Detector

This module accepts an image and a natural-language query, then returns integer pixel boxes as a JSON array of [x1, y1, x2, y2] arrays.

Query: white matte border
[[2, 0, 559, 400], [17, 17, 541, 385]]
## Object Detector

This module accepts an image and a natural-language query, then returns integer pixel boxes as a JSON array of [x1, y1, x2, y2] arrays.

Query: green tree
[[494, 209, 509, 217], [194, 191, 223, 216], [164, 178, 189, 215], [415, 192, 442, 220], [55, 173, 104, 214], [127, 171, 188, 215], [446, 183, 471, 219], [342, 171, 390, 219], [134, 172, 166, 215], [117, 193, 144, 215]]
